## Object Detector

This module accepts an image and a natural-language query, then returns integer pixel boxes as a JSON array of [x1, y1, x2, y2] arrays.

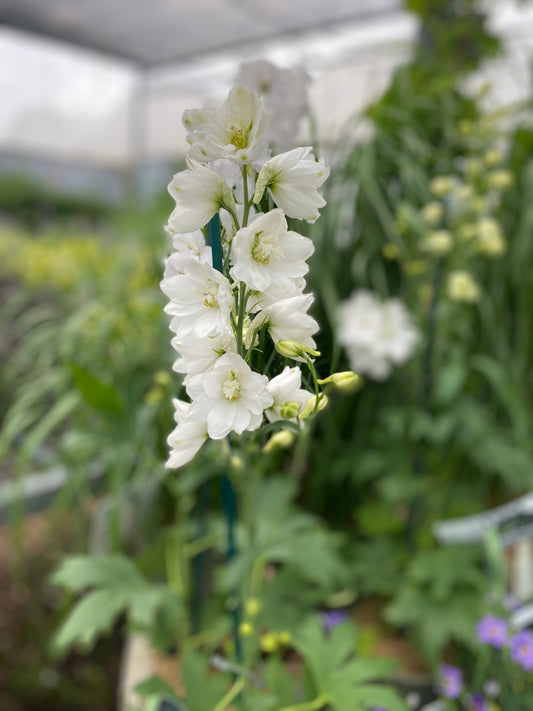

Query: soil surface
[[0, 508, 123, 711]]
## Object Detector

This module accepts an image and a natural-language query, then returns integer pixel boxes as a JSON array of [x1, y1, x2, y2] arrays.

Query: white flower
[[229, 209, 314, 291], [167, 159, 236, 233], [446, 270, 480, 303], [247, 277, 306, 313], [183, 86, 269, 165], [163, 230, 212, 278], [253, 147, 330, 222], [236, 59, 309, 151], [189, 353, 273, 439], [161, 260, 233, 337], [166, 399, 208, 469], [252, 293, 319, 354], [265, 366, 313, 422], [338, 290, 418, 381], [171, 328, 237, 377]]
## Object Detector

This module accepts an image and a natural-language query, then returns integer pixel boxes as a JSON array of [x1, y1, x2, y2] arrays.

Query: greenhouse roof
[[0, 0, 401, 66]]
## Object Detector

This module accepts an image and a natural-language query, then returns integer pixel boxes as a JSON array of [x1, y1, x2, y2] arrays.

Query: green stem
[[226, 203, 241, 233], [212, 677, 246, 711], [280, 694, 328, 711], [236, 282, 248, 357], [303, 353, 320, 412], [241, 166, 251, 227]]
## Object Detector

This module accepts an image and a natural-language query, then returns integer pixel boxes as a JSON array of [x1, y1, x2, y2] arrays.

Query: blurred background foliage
[[1, 0, 533, 708]]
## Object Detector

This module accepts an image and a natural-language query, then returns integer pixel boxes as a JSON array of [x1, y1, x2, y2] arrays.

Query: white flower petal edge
[[266, 366, 313, 422], [183, 86, 269, 165], [166, 400, 208, 469], [167, 160, 236, 233], [161, 260, 233, 338], [190, 353, 273, 439], [253, 147, 330, 222]]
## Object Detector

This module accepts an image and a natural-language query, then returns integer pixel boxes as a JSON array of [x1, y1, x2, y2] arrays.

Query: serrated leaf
[[52, 554, 145, 592], [52, 588, 128, 652], [181, 651, 229, 711]]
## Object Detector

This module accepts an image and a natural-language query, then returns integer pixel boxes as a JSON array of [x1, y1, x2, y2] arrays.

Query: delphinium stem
[[207, 214, 243, 662]]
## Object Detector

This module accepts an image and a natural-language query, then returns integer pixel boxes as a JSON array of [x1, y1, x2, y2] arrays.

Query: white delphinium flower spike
[[265, 366, 313, 423], [338, 290, 418, 381], [166, 399, 208, 469], [230, 209, 314, 291], [163, 230, 212, 278], [161, 260, 233, 338], [167, 160, 236, 233], [183, 86, 268, 165], [253, 147, 330, 222], [190, 353, 273, 439]]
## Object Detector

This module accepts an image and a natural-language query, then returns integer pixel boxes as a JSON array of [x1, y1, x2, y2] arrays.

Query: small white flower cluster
[[338, 290, 419, 381], [161, 86, 330, 468]]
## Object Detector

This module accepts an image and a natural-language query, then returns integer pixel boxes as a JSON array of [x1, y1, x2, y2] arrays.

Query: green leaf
[[52, 588, 128, 652], [70, 363, 123, 414], [52, 554, 145, 592], [134, 676, 178, 698], [181, 651, 229, 711]]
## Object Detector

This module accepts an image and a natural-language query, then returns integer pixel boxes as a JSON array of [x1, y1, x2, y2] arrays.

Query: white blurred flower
[[338, 290, 419, 381], [236, 59, 309, 151], [166, 399, 208, 469], [475, 218, 506, 256], [253, 147, 330, 222], [163, 230, 212, 278], [161, 260, 233, 337], [265, 366, 313, 422], [190, 353, 273, 439], [183, 86, 268, 165], [230, 208, 314, 291], [419, 230, 453, 257], [167, 160, 236, 233]]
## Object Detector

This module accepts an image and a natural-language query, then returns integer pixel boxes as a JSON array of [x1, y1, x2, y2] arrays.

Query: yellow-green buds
[[430, 176, 454, 197], [484, 149, 503, 167], [275, 339, 320, 359], [486, 170, 512, 190], [382, 243, 400, 260], [318, 371, 362, 392], [299, 394, 328, 420], [447, 270, 480, 303], [244, 598, 261, 618], [260, 632, 279, 654], [239, 622, 254, 637], [262, 430, 295, 453], [280, 401, 301, 419], [421, 201, 444, 226], [419, 230, 453, 257]]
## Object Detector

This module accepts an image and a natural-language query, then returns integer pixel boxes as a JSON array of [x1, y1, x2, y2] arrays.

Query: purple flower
[[322, 609, 349, 632], [438, 664, 463, 699], [510, 630, 533, 671], [476, 615, 508, 648], [467, 693, 489, 711]]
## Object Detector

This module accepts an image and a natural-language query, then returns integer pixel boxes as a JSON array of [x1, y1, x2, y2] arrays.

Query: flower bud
[[275, 339, 320, 359], [244, 598, 261, 618], [447, 270, 480, 303], [430, 176, 454, 197], [260, 632, 279, 654], [280, 401, 301, 418], [318, 371, 362, 392], [262, 429, 295, 454], [486, 170, 512, 190], [230, 454, 245, 471], [277, 631, 291, 646], [484, 149, 503, 167], [239, 622, 254, 637], [299, 394, 328, 420], [382, 243, 400, 260], [419, 230, 453, 257], [421, 201, 444, 226]]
